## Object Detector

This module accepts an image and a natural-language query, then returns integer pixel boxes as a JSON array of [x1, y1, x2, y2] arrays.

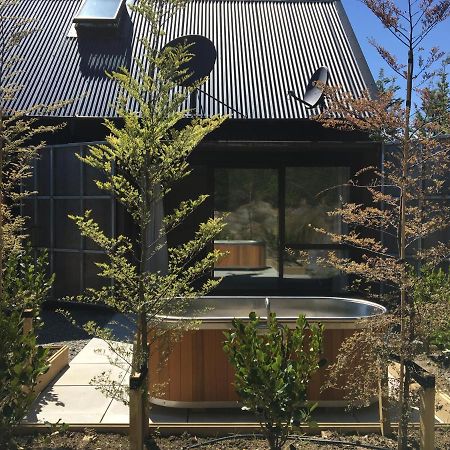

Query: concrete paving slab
[[70, 338, 132, 366], [101, 401, 190, 424], [436, 391, 450, 423], [54, 363, 128, 386], [24, 385, 113, 424], [100, 398, 129, 424]]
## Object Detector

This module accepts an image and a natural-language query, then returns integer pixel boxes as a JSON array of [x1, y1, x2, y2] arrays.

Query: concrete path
[[25, 338, 130, 424]]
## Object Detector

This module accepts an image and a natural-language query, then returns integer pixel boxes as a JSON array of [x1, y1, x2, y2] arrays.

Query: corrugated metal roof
[[4, 0, 375, 119]]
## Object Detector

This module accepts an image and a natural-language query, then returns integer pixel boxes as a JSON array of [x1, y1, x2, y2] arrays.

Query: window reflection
[[213, 166, 349, 292], [214, 168, 278, 288], [285, 167, 348, 245], [283, 249, 343, 279]]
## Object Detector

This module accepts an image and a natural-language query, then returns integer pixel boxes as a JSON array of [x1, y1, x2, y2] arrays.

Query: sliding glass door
[[283, 167, 348, 291], [214, 166, 348, 293]]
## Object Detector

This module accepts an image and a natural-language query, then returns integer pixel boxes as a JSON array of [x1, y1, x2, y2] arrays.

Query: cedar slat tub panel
[[149, 296, 386, 408], [214, 240, 266, 269]]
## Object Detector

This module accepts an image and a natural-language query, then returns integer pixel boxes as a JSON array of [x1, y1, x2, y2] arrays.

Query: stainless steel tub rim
[[156, 296, 386, 329]]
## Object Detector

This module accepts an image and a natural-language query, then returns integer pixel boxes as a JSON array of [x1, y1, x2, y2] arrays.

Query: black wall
[[25, 118, 381, 299]]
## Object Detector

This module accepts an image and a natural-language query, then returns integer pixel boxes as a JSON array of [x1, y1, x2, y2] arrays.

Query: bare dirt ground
[[16, 429, 450, 449]]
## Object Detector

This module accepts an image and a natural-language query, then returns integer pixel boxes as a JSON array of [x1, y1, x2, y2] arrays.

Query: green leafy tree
[[68, 0, 226, 445], [223, 313, 323, 450]]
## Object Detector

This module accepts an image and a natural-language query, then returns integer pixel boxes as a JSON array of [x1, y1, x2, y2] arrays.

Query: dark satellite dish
[[162, 35, 216, 87], [288, 66, 330, 108]]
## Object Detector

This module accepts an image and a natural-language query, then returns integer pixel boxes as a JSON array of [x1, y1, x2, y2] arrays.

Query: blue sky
[[341, 0, 450, 88]]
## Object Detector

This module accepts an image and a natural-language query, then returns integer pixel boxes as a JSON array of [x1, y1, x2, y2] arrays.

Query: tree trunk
[[130, 161, 151, 450], [267, 433, 281, 450], [397, 16, 414, 445]]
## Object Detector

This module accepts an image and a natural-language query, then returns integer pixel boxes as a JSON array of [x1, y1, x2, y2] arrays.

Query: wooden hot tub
[[214, 240, 266, 269], [149, 296, 386, 408]]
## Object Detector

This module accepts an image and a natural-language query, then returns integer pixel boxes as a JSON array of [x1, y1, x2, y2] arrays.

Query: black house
[[6, 0, 383, 298]]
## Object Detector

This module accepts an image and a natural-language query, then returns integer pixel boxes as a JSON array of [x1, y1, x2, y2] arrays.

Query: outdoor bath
[[148, 296, 386, 408]]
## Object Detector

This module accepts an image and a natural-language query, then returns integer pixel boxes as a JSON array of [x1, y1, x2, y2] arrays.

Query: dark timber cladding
[[7, 0, 375, 120]]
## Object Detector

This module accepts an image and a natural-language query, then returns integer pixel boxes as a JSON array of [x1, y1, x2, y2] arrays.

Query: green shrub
[[223, 312, 323, 450], [3, 244, 54, 310], [0, 247, 53, 448], [0, 311, 48, 447], [414, 266, 450, 351]]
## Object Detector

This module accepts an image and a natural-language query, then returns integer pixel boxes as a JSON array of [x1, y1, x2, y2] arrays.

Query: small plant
[[3, 244, 54, 310], [223, 312, 323, 450], [0, 247, 53, 449], [414, 266, 450, 352]]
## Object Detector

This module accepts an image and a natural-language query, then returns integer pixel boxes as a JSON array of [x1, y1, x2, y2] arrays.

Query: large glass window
[[285, 167, 347, 244], [284, 167, 348, 284], [214, 168, 279, 290], [214, 166, 348, 292]]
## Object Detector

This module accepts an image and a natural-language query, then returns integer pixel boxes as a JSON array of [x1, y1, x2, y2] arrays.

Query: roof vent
[[73, 0, 126, 29]]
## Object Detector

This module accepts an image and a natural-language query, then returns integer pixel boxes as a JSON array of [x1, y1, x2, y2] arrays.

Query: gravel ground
[[37, 304, 117, 362], [42, 339, 90, 362]]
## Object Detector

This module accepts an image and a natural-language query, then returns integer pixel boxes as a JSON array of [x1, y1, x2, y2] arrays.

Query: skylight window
[[73, 0, 125, 26]]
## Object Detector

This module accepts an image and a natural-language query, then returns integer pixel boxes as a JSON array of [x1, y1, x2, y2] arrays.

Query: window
[[214, 168, 279, 290], [284, 167, 348, 284], [214, 166, 348, 293]]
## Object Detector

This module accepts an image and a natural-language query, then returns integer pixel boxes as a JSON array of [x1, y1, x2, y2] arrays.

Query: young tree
[[0, 0, 63, 293], [305, 1, 450, 448], [223, 313, 323, 450], [0, 1, 62, 445], [68, 0, 226, 446]]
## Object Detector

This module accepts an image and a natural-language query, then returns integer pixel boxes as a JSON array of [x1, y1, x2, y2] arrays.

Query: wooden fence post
[[389, 356, 436, 450], [378, 364, 392, 437], [419, 378, 435, 450], [22, 308, 34, 335], [129, 368, 149, 450]]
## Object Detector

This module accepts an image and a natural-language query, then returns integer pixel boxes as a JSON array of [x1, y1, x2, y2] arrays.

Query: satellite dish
[[162, 35, 216, 87], [288, 66, 330, 108]]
